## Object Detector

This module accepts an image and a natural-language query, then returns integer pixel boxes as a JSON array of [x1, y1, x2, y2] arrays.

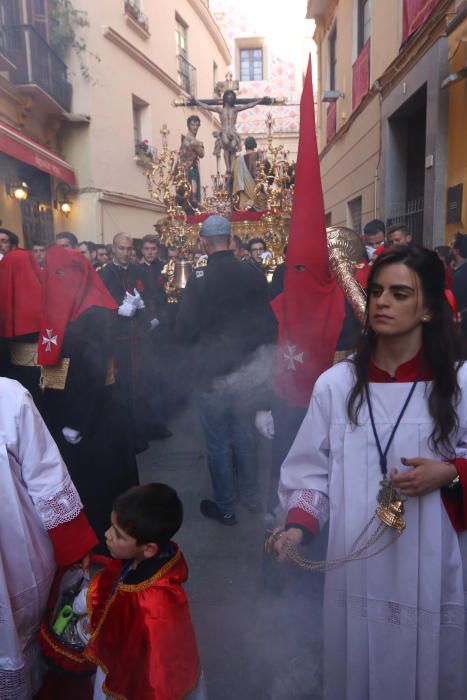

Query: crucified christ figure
[[193, 90, 263, 174]]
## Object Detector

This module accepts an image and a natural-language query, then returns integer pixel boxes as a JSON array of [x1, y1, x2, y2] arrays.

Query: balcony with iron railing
[[124, 0, 149, 33], [0, 24, 16, 70], [177, 53, 197, 96], [4, 25, 72, 112]]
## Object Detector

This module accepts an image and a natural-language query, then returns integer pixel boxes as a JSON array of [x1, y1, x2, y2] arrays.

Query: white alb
[[279, 360, 467, 700]]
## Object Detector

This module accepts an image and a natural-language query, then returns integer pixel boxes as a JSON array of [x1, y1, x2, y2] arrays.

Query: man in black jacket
[[176, 215, 277, 525], [99, 233, 162, 450]]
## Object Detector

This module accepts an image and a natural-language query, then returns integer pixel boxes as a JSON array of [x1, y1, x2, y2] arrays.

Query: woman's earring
[[422, 316, 431, 322]]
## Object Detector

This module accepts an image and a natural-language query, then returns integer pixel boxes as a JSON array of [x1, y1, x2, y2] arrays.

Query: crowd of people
[[1, 212, 467, 699]]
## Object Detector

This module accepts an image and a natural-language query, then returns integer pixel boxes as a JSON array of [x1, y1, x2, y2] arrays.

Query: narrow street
[[138, 405, 325, 700]]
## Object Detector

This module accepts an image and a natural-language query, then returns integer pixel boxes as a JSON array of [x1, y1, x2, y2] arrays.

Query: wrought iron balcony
[[177, 54, 197, 96], [0, 24, 16, 70], [4, 25, 72, 112], [124, 0, 149, 32]]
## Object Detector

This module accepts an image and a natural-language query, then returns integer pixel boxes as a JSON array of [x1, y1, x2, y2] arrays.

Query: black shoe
[[200, 499, 237, 526]]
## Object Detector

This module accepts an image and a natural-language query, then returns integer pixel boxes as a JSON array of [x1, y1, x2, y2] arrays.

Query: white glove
[[255, 410, 275, 439], [150, 318, 160, 330], [132, 288, 145, 310], [118, 300, 137, 317], [62, 426, 83, 444]]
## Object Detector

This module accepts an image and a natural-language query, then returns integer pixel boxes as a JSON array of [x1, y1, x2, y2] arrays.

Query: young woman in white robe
[[0, 378, 97, 700], [276, 246, 467, 700]]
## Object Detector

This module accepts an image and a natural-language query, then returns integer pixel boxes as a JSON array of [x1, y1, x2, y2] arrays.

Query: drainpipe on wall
[[97, 193, 105, 243], [374, 83, 383, 219]]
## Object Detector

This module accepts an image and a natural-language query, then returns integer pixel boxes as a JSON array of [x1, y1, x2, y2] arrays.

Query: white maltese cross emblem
[[283, 344, 304, 371], [42, 328, 58, 352]]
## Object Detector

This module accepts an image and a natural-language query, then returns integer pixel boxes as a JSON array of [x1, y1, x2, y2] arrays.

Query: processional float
[[144, 78, 366, 324]]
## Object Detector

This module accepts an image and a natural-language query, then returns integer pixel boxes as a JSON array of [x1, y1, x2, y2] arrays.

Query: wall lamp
[[322, 90, 345, 103], [7, 181, 29, 201], [441, 67, 467, 89], [54, 183, 72, 217]]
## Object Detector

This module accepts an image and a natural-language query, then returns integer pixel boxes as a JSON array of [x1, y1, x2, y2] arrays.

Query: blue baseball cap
[[199, 215, 231, 237]]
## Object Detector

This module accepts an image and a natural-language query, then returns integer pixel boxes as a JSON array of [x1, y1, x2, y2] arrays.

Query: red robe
[[85, 547, 201, 700]]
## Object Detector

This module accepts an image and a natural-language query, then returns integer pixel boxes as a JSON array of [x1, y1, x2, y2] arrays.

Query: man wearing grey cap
[[176, 215, 277, 525]]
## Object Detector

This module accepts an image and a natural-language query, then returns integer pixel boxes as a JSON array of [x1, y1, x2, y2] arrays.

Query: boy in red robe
[[85, 484, 205, 700]]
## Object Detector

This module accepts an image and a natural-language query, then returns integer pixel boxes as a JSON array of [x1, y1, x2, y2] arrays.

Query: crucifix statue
[[175, 72, 285, 175]]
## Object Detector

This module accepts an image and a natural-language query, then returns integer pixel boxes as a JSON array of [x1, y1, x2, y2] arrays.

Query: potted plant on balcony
[[124, 0, 149, 31], [135, 139, 150, 155], [134, 139, 156, 167]]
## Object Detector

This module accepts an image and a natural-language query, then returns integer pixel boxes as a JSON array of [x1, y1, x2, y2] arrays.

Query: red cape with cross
[[272, 56, 344, 408]]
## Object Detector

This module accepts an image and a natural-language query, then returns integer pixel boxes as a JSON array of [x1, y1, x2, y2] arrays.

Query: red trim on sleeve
[[48, 511, 98, 567], [286, 507, 320, 537], [441, 458, 467, 533]]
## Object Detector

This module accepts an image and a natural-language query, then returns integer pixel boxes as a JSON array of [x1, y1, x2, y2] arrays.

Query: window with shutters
[[357, 0, 371, 54], [26, 0, 49, 40], [347, 196, 363, 236], [239, 48, 263, 81]]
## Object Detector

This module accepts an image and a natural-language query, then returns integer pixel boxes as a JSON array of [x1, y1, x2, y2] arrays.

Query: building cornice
[[446, 0, 467, 34], [186, 0, 231, 64], [103, 26, 187, 97], [76, 186, 166, 213], [99, 189, 166, 213]]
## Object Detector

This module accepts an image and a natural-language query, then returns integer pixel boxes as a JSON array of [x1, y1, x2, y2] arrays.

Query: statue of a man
[[179, 115, 205, 207], [194, 90, 263, 174]]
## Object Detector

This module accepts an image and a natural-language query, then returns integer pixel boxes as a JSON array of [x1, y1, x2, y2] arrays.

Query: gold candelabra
[[146, 124, 197, 250], [254, 113, 293, 270], [200, 173, 232, 216]]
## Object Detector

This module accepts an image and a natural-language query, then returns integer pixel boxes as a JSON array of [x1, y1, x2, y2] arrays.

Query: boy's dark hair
[[56, 231, 78, 248], [113, 483, 183, 547], [363, 219, 385, 236], [247, 237, 266, 252]]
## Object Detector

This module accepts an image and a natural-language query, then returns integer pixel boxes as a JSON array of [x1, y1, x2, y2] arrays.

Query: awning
[[0, 119, 76, 186]]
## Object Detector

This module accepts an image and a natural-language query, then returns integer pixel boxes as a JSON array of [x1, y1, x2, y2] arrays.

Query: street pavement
[[138, 404, 325, 700]]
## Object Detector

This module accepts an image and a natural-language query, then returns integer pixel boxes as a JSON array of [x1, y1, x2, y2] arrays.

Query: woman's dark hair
[[114, 483, 183, 547], [347, 245, 461, 454]]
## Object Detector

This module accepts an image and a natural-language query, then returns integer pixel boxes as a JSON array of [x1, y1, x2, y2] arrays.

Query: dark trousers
[[197, 387, 258, 513]]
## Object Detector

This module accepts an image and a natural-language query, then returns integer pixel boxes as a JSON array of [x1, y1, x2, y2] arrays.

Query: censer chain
[[283, 520, 402, 572]]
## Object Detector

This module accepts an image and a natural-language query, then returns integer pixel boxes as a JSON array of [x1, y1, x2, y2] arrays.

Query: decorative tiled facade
[[210, 1, 311, 138]]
